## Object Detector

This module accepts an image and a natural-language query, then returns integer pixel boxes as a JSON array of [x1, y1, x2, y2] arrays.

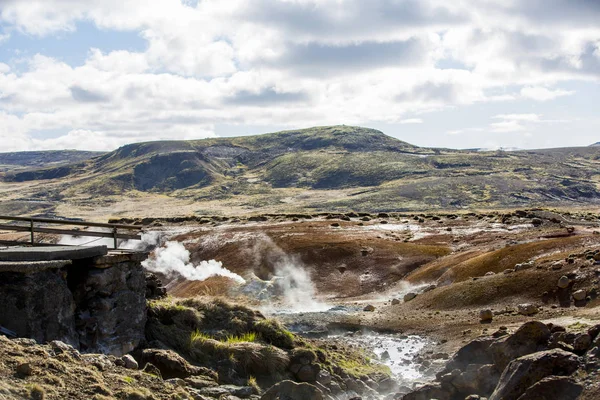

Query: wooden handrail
[[0, 215, 142, 249], [0, 215, 141, 230]]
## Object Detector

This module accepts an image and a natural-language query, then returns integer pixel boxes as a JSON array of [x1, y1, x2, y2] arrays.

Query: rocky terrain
[[402, 320, 600, 400], [1, 126, 600, 218]]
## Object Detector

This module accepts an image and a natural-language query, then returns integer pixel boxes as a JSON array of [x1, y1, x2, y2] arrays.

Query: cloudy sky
[[0, 0, 599, 152]]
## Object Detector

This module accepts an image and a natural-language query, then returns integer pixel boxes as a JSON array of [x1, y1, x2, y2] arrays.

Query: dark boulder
[[489, 349, 580, 400], [516, 376, 583, 400], [489, 321, 551, 371]]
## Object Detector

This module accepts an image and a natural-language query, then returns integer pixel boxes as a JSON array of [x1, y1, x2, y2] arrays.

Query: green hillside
[[3, 126, 600, 212]]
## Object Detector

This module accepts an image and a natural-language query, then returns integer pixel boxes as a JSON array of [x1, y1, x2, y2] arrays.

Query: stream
[[267, 305, 442, 397]]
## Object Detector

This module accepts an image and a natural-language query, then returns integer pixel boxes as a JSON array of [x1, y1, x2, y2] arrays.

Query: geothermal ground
[[116, 209, 600, 390]]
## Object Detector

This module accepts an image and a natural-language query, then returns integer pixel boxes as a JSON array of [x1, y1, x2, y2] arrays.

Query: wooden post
[[113, 227, 118, 250], [30, 219, 34, 246]]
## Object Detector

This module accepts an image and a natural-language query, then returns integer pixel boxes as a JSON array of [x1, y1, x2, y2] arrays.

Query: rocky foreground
[[2, 298, 600, 400], [0, 296, 390, 400]]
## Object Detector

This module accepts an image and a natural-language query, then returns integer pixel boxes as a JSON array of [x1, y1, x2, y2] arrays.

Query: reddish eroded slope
[[169, 220, 450, 298]]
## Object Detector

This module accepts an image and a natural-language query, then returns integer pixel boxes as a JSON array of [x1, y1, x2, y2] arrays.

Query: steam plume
[[142, 241, 245, 283], [249, 235, 328, 312]]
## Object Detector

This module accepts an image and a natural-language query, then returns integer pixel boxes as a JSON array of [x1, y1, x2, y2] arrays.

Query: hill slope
[[0, 150, 104, 173], [2, 125, 600, 216]]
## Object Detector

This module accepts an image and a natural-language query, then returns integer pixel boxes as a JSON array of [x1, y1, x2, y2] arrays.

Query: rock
[[121, 354, 138, 370], [489, 349, 580, 400], [573, 334, 592, 354], [139, 349, 211, 380], [297, 364, 320, 382], [517, 303, 539, 316], [142, 362, 162, 378], [489, 321, 551, 371], [316, 370, 332, 386], [516, 376, 583, 400], [404, 293, 417, 302], [447, 363, 498, 396], [557, 276, 570, 289], [363, 305, 376, 312], [165, 378, 186, 387], [345, 378, 378, 397], [401, 383, 452, 400], [477, 364, 500, 394], [145, 272, 167, 299], [441, 338, 495, 374], [381, 351, 391, 361], [485, 271, 495, 276], [572, 290, 586, 301], [588, 324, 600, 341], [16, 362, 34, 376], [422, 284, 437, 293], [514, 263, 533, 272], [450, 364, 480, 394], [261, 380, 323, 400], [551, 262, 563, 270], [185, 376, 219, 389], [391, 298, 400, 305], [532, 218, 543, 226], [200, 385, 254, 398], [479, 309, 493, 323], [81, 354, 114, 371], [49, 340, 75, 355], [377, 377, 398, 394], [0, 266, 79, 347]]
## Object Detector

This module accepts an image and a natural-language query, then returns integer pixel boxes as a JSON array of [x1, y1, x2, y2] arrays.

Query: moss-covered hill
[[4, 125, 600, 212]]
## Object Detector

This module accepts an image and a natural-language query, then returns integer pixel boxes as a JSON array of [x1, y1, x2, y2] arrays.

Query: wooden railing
[[0, 215, 142, 250]]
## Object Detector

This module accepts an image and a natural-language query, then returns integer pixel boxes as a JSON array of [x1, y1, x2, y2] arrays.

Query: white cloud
[[399, 118, 424, 124], [86, 49, 149, 73], [490, 113, 541, 132], [493, 114, 541, 122], [0, 0, 598, 150], [488, 112, 570, 134], [490, 120, 527, 133], [520, 86, 575, 101]]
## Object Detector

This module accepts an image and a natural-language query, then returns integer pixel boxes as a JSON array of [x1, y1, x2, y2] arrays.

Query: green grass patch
[[226, 332, 258, 343]]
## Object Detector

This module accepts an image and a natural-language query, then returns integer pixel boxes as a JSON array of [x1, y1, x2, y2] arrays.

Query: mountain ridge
[[2, 125, 600, 215]]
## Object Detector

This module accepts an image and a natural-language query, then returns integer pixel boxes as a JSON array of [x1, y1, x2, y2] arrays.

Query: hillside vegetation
[[2, 125, 600, 215]]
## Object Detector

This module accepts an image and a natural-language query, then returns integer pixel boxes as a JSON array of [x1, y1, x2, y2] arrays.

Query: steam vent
[[0, 245, 148, 356]]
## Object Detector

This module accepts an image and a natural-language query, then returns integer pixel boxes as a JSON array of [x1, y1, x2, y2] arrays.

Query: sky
[[0, 0, 599, 152]]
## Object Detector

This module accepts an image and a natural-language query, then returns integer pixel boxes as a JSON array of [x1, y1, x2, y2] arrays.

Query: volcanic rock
[[489, 349, 580, 400]]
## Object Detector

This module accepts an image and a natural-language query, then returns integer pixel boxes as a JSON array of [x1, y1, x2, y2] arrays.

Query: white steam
[[61, 229, 244, 284], [143, 241, 245, 284], [272, 254, 329, 313], [58, 227, 115, 247], [246, 235, 329, 313]]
